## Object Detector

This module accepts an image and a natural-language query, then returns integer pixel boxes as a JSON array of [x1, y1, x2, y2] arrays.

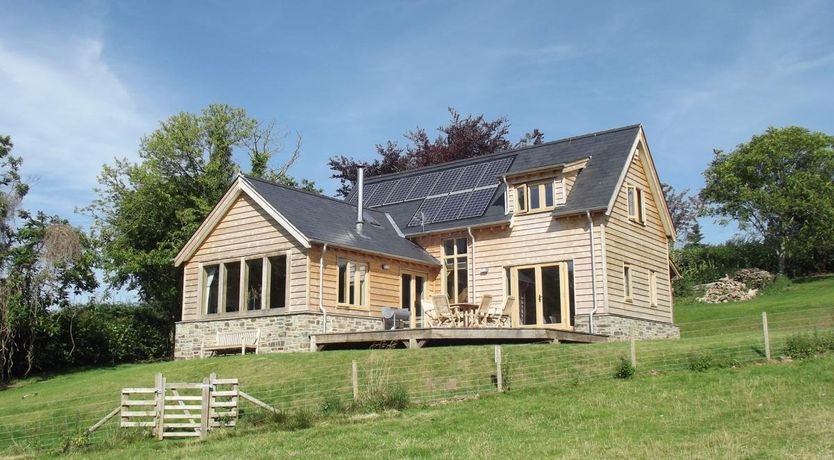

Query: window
[[203, 265, 219, 314], [623, 264, 633, 302], [224, 261, 241, 312], [338, 258, 369, 308], [443, 237, 468, 303], [627, 185, 646, 224], [203, 253, 289, 316], [650, 270, 658, 307], [246, 259, 263, 310], [515, 181, 556, 214]]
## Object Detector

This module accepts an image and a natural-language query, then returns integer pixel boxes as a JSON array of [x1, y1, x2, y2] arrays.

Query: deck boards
[[311, 327, 607, 350]]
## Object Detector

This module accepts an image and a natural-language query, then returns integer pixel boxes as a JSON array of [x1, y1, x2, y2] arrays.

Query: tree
[[0, 136, 95, 382], [700, 126, 834, 275], [685, 222, 704, 247], [661, 183, 702, 241], [328, 108, 544, 197], [86, 104, 316, 322]]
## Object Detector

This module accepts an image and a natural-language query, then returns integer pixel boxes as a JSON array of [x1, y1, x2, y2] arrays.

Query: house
[[173, 124, 679, 358]]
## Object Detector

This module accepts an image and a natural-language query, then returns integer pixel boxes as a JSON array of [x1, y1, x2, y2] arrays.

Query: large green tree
[[700, 126, 834, 275], [86, 104, 315, 321]]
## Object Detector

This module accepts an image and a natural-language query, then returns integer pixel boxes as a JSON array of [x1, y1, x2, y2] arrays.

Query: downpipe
[[587, 211, 598, 334], [319, 243, 328, 333]]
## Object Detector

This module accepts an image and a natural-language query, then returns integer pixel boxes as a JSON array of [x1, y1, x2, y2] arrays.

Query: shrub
[[357, 384, 410, 413], [782, 329, 834, 359], [614, 357, 636, 379], [687, 352, 714, 372], [320, 395, 345, 416]]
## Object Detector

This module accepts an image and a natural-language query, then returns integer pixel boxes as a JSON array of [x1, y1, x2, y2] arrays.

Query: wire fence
[[1, 308, 832, 455]]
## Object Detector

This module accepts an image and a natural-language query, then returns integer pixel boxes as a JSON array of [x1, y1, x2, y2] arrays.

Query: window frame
[[337, 257, 370, 309], [626, 184, 646, 225], [199, 250, 292, 318], [515, 180, 557, 214], [442, 237, 469, 304], [649, 270, 658, 307], [623, 263, 633, 302]]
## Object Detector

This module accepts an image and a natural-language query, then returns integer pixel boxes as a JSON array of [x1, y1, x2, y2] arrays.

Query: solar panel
[[429, 168, 462, 196], [352, 183, 378, 205], [406, 171, 442, 201], [459, 187, 498, 219], [475, 157, 514, 187], [365, 180, 397, 207], [384, 176, 419, 204], [407, 196, 446, 227], [433, 192, 469, 223], [453, 164, 485, 191]]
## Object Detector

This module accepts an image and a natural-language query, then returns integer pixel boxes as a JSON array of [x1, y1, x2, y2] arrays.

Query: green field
[[2, 276, 833, 458]]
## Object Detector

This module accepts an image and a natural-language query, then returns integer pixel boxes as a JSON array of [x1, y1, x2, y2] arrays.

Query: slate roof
[[241, 175, 439, 265], [347, 124, 641, 236]]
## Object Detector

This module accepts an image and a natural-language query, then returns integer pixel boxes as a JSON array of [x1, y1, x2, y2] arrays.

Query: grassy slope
[[2, 276, 833, 456], [74, 356, 834, 459]]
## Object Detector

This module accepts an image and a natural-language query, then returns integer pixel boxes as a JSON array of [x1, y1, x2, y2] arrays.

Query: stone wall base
[[175, 312, 381, 359], [574, 314, 680, 341]]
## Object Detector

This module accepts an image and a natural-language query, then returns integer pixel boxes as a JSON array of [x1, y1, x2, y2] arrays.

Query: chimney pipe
[[356, 168, 364, 234]]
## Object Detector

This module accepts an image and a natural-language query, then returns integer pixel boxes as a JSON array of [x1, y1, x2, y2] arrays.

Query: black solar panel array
[[349, 156, 512, 227]]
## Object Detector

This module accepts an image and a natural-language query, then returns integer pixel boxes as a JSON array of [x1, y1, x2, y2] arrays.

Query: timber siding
[[181, 194, 308, 321], [308, 245, 439, 317], [414, 211, 604, 319], [604, 146, 674, 323]]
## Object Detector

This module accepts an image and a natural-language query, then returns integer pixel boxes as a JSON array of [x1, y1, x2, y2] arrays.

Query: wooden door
[[401, 272, 427, 327], [511, 263, 570, 329]]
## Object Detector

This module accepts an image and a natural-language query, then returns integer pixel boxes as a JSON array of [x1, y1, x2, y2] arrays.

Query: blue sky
[[1, 0, 833, 249]]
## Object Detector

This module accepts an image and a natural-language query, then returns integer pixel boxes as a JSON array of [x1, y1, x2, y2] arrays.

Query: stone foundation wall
[[175, 312, 381, 359], [574, 314, 680, 341]]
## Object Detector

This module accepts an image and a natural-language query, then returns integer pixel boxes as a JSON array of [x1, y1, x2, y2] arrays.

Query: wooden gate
[[119, 373, 239, 440]]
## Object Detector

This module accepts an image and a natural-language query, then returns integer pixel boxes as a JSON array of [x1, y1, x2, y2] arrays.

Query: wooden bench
[[201, 330, 260, 358]]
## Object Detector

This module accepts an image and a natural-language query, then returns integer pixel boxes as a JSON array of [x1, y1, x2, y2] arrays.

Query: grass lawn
[[67, 355, 834, 459], [1, 276, 833, 457]]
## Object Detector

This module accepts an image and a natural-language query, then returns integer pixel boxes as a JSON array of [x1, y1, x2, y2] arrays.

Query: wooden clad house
[[173, 124, 679, 358]]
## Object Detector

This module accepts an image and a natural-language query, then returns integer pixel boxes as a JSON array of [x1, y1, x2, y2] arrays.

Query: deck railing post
[[495, 345, 504, 392], [352, 360, 359, 401], [762, 312, 771, 361]]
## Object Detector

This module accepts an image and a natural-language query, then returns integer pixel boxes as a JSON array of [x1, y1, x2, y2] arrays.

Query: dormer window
[[515, 180, 555, 214]]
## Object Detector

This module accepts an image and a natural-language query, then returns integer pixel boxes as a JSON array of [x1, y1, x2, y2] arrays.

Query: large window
[[337, 258, 368, 308], [203, 254, 289, 315], [515, 180, 556, 214], [443, 238, 468, 303], [627, 185, 646, 224]]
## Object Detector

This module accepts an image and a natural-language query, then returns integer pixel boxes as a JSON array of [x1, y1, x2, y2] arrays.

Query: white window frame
[[515, 180, 556, 214], [337, 258, 370, 309], [627, 184, 646, 225]]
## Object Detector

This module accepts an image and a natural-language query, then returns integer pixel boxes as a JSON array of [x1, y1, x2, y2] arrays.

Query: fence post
[[762, 312, 771, 361], [155, 373, 166, 440], [629, 332, 637, 368], [495, 345, 504, 392], [200, 376, 210, 440], [351, 360, 359, 401]]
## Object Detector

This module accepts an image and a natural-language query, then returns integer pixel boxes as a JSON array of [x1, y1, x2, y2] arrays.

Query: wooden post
[[495, 345, 504, 392], [629, 336, 637, 368], [155, 373, 166, 440], [200, 376, 210, 440], [351, 360, 359, 401], [762, 312, 771, 361]]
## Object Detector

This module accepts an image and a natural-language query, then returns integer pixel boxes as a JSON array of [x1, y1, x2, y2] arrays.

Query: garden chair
[[431, 294, 459, 327], [483, 296, 515, 327], [475, 294, 493, 326], [421, 298, 451, 328]]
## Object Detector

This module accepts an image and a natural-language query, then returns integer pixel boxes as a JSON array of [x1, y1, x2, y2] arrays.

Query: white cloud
[[0, 35, 156, 226]]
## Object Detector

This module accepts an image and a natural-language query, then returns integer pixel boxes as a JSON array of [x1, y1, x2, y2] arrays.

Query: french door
[[401, 272, 426, 328], [511, 263, 570, 329]]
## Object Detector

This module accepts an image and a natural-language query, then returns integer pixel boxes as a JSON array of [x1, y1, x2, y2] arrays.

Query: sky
[[1, 0, 833, 249]]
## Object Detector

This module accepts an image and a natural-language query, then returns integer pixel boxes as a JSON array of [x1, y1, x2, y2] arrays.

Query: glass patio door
[[511, 263, 570, 329], [401, 272, 426, 327]]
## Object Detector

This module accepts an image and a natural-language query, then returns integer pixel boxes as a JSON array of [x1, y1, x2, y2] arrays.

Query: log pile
[[696, 276, 758, 304], [732, 268, 775, 290]]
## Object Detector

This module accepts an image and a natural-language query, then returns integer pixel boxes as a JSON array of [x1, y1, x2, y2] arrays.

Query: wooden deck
[[309, 327, 608, 351]]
